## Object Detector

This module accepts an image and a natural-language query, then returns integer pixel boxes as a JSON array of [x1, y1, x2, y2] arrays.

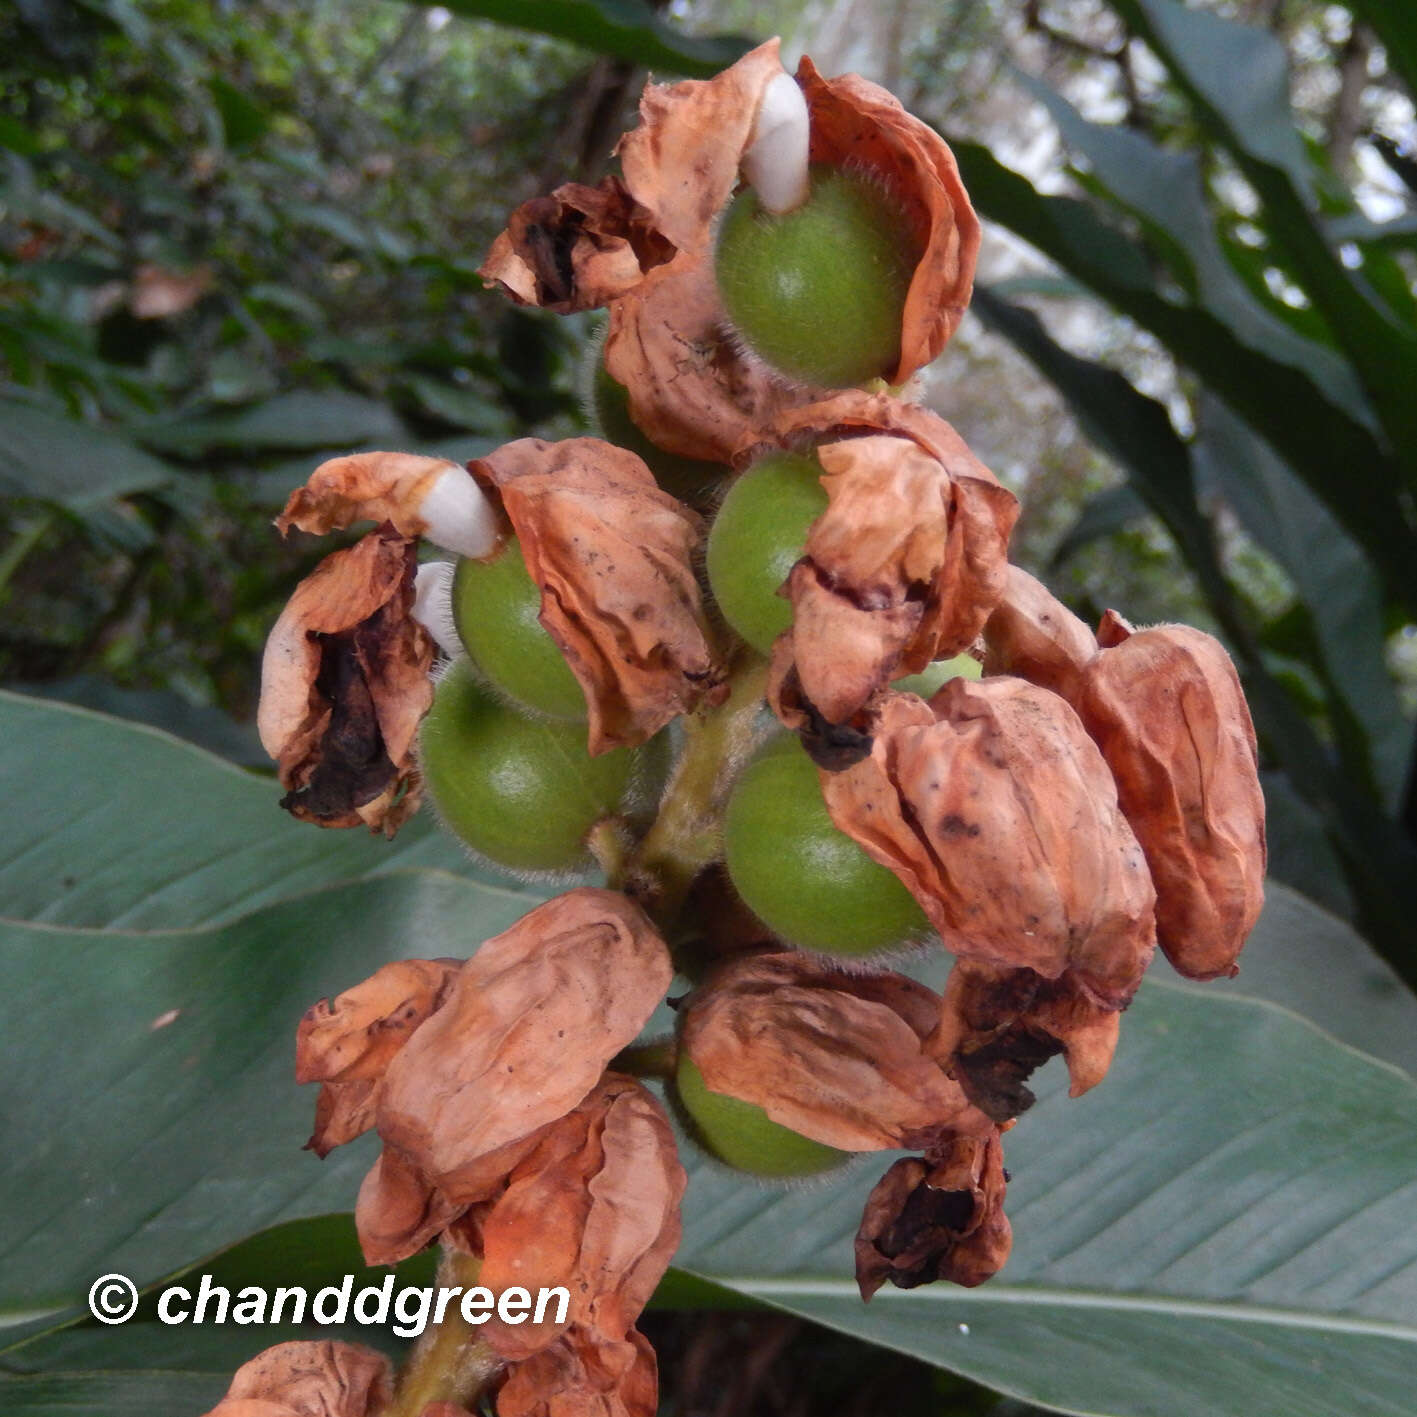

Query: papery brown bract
[[473, 437, 720, 753], [982, 564, 1095, 700], [745, 392, 1015, 726], [821, 682, 1156, 1007], [475, 1075, 685, 1362], [257, 526, 431, 834], [496, 1326, 658, 1417], [201, 1341, 392, 1417], [1075, 617, 1265, 980], [929, 959, 1121, 1120], [478, 177, 674, 313], [855, 1131, 1011, 1298], [350, 889, 673, 1265], [679, 953, 993, 1152], [295, 959, 460, 1156]]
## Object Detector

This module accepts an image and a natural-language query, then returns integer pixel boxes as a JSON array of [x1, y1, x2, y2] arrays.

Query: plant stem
[[627, 654, 768, 936], [610, 1034, 678, 1080], [383, 1250, 503, 1417]]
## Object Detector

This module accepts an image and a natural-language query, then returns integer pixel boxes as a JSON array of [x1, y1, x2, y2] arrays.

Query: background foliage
[[2, 1, 1415, 1414]]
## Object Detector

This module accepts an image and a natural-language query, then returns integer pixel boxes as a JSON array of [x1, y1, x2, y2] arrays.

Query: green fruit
[[892, 652, 983, 698], [419, 658, 632, 873], [675, 1054, 849, 1179], [589, 353, 726, 506], [706, 451, 827, 654], [452, 539, 586, 721], [715, 166, 916, 388], [723, 734, 930, 957]]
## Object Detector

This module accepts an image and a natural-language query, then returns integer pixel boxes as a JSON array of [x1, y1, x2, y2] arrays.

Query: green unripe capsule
[[705, 451, 827, 655], [674, 1054, 849, 1179], [723, 734, 930, 958], [419, 658, 633, 874], [891, 652, 983, 699], [715, 166, 916, 389], [452, 539, 587, 721]]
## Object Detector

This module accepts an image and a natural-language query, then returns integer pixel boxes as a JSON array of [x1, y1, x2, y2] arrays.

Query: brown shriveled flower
[[983, 570, 1266, 980], [820, 681, 1156, 1010], [295, 889, 674, 1267], [296, 958, 461, 1157], [855, 1129, 1011, 1297], [257, 525, 432, 834], [678, 951, 994, 1152], [200, 1341, 392, 1417], [472, 437, 721, 752], [929, 958, 1122, 1121], [495, 1326, 658, 1417], [748, 392, 1016, 727]]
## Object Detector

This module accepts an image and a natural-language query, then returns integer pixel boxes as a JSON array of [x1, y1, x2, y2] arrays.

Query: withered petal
[[681, 954, 992, 1153], [258, 527, 432, 834], [473, 437, 720, 752], [982, 564, 1097, 700], [821, 681, 1156, 1005], [1075, 621, 1265, 980], [495, 1326, 657, 1417], [480, 1075, 685, 1362], [478, 178, 675, 313], [206, 1341, 393, 1417]]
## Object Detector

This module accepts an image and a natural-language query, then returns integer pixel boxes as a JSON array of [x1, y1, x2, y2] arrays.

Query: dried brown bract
[[679, 953, 993, 1152], [338, 889, 672, 1265], [1075, 617, 1265, 980], [496, 1327, 658, 1417], [257, 526, 432, 834], [855, 1130, 1011, 1298], [479, 177, 674, 313], [296, 959, 460, 1157], [476, 1075, 685, 1362], [473, 437, 720, 752], [821, 681, 1156, 1007], [930, 959, 1122, 1120], [201, 1341, 392, 1417], [982, 564, 1095, 700], [746, 392, 1016, 725]]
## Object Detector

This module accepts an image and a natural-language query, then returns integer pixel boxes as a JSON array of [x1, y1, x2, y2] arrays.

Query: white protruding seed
[[420, 465, 500, 560], [412, 561, 462, 658], [742, 71, 811, 216]]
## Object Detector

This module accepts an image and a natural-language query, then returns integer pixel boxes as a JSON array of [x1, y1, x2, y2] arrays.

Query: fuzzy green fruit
[[891, 652, 983, 699], [675, 1054, 849, 1179], [419, 658, 632, 873], [723, 734, 930, 957], [452, 540, 586, 721], [705, 451, 827, 654], [715, 166, 915, 388], [589, 354, 726, 507]]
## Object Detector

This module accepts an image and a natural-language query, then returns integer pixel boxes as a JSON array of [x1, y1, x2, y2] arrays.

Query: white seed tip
[[413, 561, 462, 658], [420, 465, 499, 560], [742, 71, 811, 216]]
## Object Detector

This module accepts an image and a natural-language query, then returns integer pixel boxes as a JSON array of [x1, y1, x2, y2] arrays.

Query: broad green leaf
[[1113, 0, 1417, 488], [0, 690, 544, 930], [3, 870, 1417, 1417], [0, 400, 173, 511], [136, 392, 407, 459], [1193, 399, 1412, 814], [417, 0, 755, 78], [951, 144, 1417, 613], [0, 1373, 227, 1416]]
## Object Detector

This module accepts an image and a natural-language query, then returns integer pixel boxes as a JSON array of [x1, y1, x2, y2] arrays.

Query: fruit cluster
[[231, 38, 1266, 1417]]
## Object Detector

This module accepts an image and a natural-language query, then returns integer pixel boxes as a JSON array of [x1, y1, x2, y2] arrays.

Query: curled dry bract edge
[[351, 888, 674, 1265], [201, 1341, 392, 1417], [257, 526, 431, 834], [679, 953, 994, 1153], [1076, 617, 1266, 980], [855, 1130, 1011, 1298], [473, 437, 720, 753], [295, 958, 461, 1156], [475, 1074, 686, 1362], [820, 681, 1156, 1007], [982, 563, 1095, 699]]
